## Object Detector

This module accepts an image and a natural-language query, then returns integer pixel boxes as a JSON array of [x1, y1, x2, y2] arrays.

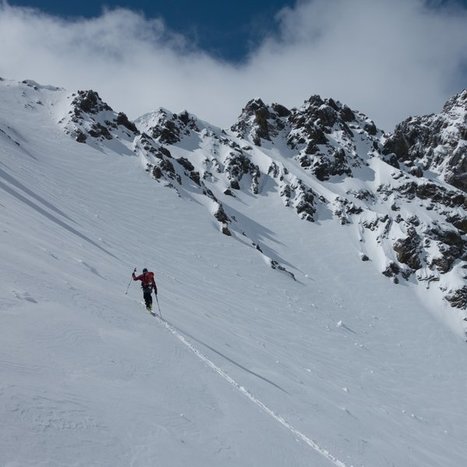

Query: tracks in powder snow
[[151, 312, 347, 467]]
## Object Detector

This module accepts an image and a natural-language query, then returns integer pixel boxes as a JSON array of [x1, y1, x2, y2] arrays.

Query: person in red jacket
[[132, 268, 158, 311]]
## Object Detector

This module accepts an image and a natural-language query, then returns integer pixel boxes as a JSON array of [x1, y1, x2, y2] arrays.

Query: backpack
[[141, 272, 154, 291]]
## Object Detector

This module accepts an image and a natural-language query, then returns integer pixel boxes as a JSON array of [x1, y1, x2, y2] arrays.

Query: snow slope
[[1, 79, 467, 467]]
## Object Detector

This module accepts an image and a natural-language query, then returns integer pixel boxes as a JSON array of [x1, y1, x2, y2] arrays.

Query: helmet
[[142, 268, 148, 273]]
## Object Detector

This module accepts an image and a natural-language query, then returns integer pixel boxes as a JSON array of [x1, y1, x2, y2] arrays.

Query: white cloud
[[0, 0, 466, 130]]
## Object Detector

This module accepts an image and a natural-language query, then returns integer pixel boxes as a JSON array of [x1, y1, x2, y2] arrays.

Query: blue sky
[[10, 0, 467, 63], [9, 0, 294, 61], [1, 1, 467, 129]]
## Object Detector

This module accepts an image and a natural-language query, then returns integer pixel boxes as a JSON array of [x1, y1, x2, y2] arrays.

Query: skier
[[132, 268, 158, 311]]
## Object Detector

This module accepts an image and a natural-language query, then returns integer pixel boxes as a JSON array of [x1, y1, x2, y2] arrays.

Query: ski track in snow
[[156, 315, 347, 467]]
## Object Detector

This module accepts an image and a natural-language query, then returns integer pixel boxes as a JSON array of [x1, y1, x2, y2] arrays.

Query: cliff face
[[383, 90, 467, 192]]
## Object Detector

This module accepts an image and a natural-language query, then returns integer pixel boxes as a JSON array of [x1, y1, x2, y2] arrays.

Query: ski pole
[[155, 294, 162, 318], [125, 268, 136, 294]]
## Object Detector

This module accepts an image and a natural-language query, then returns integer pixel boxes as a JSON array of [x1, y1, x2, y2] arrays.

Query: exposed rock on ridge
[[383, 89, 467, 191], [61, 88, 467, 318], [59, 90, 139, 147]]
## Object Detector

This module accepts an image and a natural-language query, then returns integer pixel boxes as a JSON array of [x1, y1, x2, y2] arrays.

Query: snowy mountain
[[64, 85, 466, 317], [1, 77, 466, 467]]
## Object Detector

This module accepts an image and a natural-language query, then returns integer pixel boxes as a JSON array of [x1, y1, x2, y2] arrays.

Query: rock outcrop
[[383, 90, 467, 192]]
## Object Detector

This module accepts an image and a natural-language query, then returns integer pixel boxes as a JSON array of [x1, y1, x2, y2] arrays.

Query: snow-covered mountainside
[[73, 87, 465, 317], [1, 78, 467, 467]]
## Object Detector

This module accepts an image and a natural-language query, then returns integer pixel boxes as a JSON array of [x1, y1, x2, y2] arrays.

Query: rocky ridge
[[58, 87, 467, 317]]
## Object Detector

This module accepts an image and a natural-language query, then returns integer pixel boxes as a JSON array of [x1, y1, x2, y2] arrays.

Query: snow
[[1, 79, 467, 466]]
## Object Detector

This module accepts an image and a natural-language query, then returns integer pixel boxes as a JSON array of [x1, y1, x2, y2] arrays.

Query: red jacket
[[133, 271, 157, 293]]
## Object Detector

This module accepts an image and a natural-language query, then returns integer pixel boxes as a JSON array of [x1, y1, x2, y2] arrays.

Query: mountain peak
[[382, 89, 466, 191], [443, 88, 467, 115], [59, 89, 139, 147], [71, 90, 113, 116], [231, 98, 290, 145], [135, 108, 203, 145]]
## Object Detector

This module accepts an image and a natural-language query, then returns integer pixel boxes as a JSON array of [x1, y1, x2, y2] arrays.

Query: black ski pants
[[143, 287, 153, 308]]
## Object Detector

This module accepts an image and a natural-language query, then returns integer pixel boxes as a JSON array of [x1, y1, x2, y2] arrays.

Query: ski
[[145, 305, 156, 317], [139, 300, 156, 317]]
